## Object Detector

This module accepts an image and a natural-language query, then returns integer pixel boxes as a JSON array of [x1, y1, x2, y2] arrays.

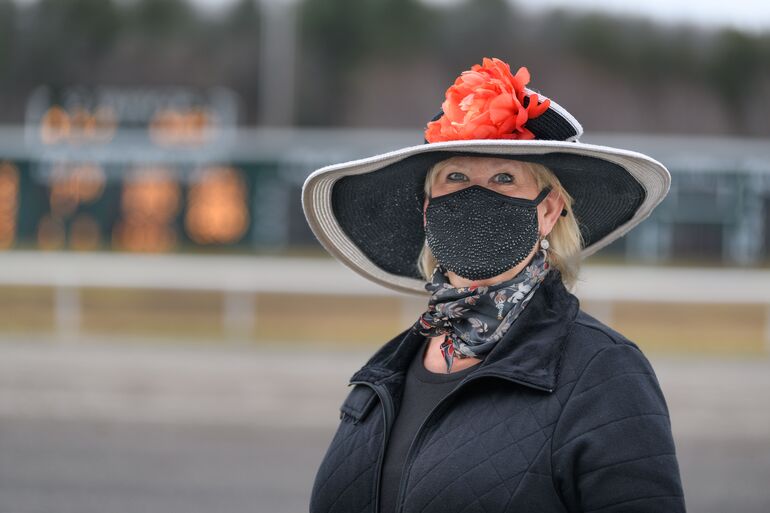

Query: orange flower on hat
[[424, 57, 551, 142]]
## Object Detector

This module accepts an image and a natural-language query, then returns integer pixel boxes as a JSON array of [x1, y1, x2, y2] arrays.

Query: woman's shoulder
[[558, 308, 659, 391], [552, 311, 685, 512], [568, 307, 646, 354]]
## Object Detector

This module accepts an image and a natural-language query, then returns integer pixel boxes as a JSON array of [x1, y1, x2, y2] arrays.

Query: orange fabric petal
[[423, 58, 551, 143], [527, 95, 551, 118]]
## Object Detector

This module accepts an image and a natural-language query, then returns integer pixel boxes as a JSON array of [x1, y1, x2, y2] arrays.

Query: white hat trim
[[523, 86, 584, 143]]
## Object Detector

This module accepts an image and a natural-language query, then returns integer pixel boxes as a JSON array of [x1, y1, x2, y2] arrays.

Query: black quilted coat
[[309, 269, 687, 513]]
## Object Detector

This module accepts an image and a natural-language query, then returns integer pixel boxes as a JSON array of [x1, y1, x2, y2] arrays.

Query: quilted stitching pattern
[[309, 313, 686, 513], [402, 384, 558, 513], [310, 398, 384, 513], [551, 335, 686, 512]]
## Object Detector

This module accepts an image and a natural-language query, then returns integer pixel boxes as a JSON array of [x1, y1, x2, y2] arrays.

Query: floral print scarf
[[412, 247, 552, 373]]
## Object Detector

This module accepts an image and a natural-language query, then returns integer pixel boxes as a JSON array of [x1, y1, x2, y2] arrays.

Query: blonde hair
[[418, 157, 584, 291]]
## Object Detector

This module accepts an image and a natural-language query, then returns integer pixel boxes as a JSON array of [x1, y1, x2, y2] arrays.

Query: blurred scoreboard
[[0, 160, 264, 252], [0, 85, 302, 252]]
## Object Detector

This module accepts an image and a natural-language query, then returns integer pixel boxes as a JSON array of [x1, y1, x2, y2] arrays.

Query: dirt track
[[0, 338, 768, 513]]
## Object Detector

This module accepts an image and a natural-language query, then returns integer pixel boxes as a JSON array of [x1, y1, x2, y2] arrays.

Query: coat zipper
[[392, 371, 553, 513], [348, 379, 395, 513]]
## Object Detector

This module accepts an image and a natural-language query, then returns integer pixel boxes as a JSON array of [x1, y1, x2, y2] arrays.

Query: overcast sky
[[188, 0, 770, 34]]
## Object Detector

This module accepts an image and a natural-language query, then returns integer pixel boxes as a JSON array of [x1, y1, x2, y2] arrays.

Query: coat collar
[[348, 268, 581, 393]]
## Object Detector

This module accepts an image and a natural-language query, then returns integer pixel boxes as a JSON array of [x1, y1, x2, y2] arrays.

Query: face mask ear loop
[[534, 185, 553, 205], [538, 185, 568, 217]]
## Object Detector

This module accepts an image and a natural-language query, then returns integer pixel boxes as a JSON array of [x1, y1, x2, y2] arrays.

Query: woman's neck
[[423, 335, 482, 374]]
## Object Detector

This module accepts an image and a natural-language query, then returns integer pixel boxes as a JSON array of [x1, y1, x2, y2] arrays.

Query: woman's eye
[[493, 173, 514, 183], [446, 171, 467, 182]]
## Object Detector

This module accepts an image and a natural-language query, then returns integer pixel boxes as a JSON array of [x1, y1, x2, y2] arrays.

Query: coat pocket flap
[[339, 384, 378, 423]]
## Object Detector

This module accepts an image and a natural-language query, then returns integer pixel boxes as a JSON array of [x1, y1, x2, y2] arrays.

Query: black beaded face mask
[[425, 184, 555, 281]]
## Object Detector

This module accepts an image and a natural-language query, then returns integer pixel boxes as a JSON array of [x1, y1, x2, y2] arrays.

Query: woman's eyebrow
[[438, 165, 520, 175]]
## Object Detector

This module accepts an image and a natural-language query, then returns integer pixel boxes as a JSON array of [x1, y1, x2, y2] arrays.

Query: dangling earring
[[536, 236, 550, 273], [539, 236, 551, 264]]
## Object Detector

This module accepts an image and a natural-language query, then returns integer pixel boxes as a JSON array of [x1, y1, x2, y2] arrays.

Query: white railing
[[0, 251, 769, 349]]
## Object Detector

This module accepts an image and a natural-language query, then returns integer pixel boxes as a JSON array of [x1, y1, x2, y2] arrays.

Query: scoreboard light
[[36, 214, 66, 250], [70, 214, 101, 251], [39, 105, 118, 146], [185, 165, 250, 245], [148, 107, 218, 148], [26, 85, 238, 158], [0, 161, 19, 249], [39, 105, 71, 145], [113, 165, 181, 253], [49, 162, 107, 218]]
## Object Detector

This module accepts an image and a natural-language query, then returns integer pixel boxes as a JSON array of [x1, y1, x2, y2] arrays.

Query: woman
[[302, 57, 686, 513]]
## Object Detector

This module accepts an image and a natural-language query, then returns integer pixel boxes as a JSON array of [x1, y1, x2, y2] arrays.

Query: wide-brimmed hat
[[302, 57, 670, 296]]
